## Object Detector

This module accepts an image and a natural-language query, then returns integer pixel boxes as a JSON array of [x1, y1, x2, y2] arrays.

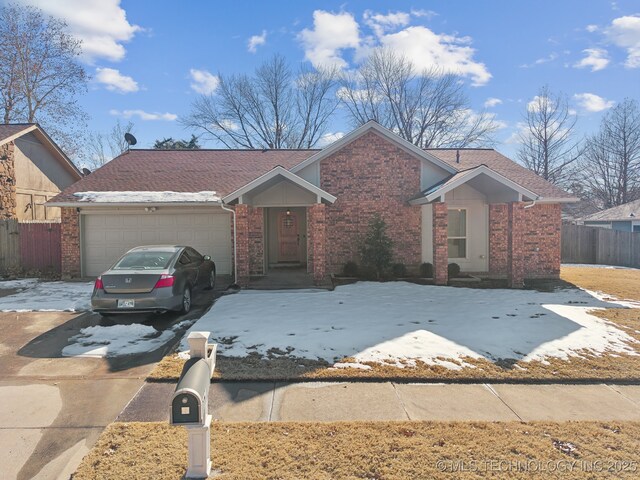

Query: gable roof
[[48, 149, 317, 205], [222, 166, 336, 204], [410, 164, 539, 204], [290, 121, 457, 175], [0, 123, 81, 180], [582, 199, 640, 222], [426, 148, 577, 202]]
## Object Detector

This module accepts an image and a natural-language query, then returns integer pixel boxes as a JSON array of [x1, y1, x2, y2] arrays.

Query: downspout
[[219, 201, 238, 286], [523, 197, 540, 209]]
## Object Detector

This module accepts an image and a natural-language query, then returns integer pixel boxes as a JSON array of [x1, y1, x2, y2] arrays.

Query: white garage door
[[81, 211, 232, 276]]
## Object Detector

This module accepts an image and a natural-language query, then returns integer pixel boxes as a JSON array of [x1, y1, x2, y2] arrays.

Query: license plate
[[117, 299, 135, 308]]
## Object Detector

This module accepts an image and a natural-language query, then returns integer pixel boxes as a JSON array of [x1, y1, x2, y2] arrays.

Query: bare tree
[[339, 49, 498, 148], [84, 121, 134, 170], [518, 85, 583, 185], [182, 54, 339, 149], [0, 3, 87, 157], [581, 98, 640, 208]]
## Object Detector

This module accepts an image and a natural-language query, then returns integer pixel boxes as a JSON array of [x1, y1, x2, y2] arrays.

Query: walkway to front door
[[248, 267, 326, 290]]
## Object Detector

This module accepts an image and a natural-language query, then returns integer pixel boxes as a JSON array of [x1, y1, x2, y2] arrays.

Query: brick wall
[[319, 130, 422, 274], [61, 207, 81, 278], [489, 204, 509, 275], [432, 202, 448, 285], [508, 202, 526, 287], [248, 206, 264, 275], [308, 203, 327, 283], [0, 142, 16, 219], [521, 203, 561, 278]]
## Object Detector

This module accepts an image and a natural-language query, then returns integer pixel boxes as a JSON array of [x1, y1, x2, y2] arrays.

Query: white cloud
[[247, 30, 267, 53], [410, 9, 438, 19], [317, 131, 345, 147], [586, 24, 599, 33], [298, 10, 360, 69], [574, 93, 615, 112], [520, 52, 558, 68], [18, 0, 140, 63], [363, 10, 410, 37], [574, 48, 610, 71], [95, 67, 138, 93], [380, 26, 491, 86], [189, 69, 219, 95], [110, 109, 177, 121], [605, 15, 640, 68], [484, 97, 502, 108]]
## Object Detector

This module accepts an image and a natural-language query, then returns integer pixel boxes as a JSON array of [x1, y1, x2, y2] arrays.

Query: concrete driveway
[[0, 287, 218, 480]]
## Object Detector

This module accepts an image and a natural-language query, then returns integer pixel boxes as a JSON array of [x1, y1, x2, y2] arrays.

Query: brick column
[[308, 203, 327, 285], [0, 141, 17, 219], [248, 207, 264, 275], [61, 207, 81, 278], [234, 204, 250, 286], [432, 202, 448, 285], [508, 202, 526, 288], [488, 204, 509, 275]]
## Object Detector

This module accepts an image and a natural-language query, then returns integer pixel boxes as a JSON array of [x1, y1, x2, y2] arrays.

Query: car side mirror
[[203, 255, 211, 261]]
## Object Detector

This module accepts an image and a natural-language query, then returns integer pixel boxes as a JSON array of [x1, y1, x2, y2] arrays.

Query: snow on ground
[[62, 321, 191, 358], [0, 278, 39, 291], [0, 281, 93, 312], [179, 282, 639, 369], [73, 191, 220, 203], [562, 263, 639, 270], [582, 288, 640, 309]]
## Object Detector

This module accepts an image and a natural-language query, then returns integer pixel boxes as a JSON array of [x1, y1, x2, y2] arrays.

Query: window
[[178, 251, 192, 265], [113, 251, 174, 270], [448, 209, 467, 259]]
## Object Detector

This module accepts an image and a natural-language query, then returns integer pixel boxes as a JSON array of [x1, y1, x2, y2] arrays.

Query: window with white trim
[[448, 209, 467, 258]]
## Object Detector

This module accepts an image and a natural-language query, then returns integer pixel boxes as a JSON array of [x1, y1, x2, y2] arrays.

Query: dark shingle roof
[[49, 149, 318, 203], [425, 148, 575, 200], [583, 199, 640, 222], [0, 124, 35, 143]]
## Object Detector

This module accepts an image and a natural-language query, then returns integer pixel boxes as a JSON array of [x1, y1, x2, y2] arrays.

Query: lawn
[[150, 266, 640, 381], [73, 421, 640, 479]]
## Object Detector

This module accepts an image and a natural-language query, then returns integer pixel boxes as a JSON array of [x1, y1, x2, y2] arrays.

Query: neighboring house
[[580, 199, 640, 232], [48, 121, 578, 287], [0, 124, 82, 221]]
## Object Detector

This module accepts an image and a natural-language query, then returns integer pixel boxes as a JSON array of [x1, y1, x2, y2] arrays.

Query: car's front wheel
[[206, 270, 216, 290], [180, 286, 192, 314]]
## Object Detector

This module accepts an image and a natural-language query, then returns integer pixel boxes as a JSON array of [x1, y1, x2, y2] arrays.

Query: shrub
[[448, 262, 461, 278], [419, 262, 433, 278], [391, 263, 407, 277], [343, 261, 359, 277], [360, 214, 393, 279]]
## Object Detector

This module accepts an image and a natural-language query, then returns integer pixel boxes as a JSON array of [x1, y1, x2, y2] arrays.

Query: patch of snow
[[179, 282, 638, 370], [0, 278, 39, 291], [582, 288, 640, 309], [562, 263, 639, 270], [0, 281, 93, 312], [73, 191, 220, 203], [332, 362, 372, 370], [62, 324, 175, 358]]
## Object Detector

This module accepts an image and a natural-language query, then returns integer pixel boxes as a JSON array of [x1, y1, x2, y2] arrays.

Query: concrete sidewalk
[[119, 381, 640, 423]]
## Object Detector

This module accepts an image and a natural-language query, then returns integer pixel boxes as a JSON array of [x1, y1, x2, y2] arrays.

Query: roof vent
[[456, 149, 460, 163], [630, 213, 636, 217]]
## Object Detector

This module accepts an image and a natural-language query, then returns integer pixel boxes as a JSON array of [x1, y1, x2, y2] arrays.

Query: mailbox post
[[170, 331, 217, 479]]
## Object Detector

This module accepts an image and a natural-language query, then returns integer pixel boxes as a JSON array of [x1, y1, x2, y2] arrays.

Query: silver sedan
[[91, 245, 216, 316]]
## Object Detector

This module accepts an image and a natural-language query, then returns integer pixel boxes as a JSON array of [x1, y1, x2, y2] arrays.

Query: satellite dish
[[82, 168, 91, 176], [124, 132, 137, 147]]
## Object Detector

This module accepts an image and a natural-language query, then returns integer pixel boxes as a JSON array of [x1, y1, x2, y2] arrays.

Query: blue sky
[[11, 0, 640, 158]]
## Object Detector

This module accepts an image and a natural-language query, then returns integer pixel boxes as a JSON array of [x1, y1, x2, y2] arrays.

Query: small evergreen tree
[[360, 215, 393, 279]]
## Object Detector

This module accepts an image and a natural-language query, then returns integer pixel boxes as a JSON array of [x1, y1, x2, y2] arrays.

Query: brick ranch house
[[48, 121, 578, 287]]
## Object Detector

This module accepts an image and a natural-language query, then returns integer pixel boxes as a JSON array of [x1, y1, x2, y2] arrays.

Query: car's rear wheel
[[206, 270, 216, 290], [180, 286, 192, 314], [98, 312, 112, 317]]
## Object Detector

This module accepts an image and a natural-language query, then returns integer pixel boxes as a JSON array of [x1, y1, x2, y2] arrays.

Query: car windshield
[[112, 251, 175, 270]]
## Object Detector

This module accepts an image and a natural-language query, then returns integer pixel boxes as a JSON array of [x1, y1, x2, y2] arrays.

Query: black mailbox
[[170, 358, 211, 425]]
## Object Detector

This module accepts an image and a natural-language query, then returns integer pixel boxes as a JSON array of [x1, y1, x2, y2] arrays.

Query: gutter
[[45, 201, 223, 208]]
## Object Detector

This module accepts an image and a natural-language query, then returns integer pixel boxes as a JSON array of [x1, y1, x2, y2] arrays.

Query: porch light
[[286, 208, 291, 216]]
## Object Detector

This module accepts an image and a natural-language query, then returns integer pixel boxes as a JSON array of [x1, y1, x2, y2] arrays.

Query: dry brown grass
[[561, 266, 640, 301], [73, 421, 640, 479]]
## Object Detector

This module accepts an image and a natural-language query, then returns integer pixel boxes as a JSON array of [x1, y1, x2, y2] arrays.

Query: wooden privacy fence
[[562, 224, 640, 268], [0, 219, 61, 274]]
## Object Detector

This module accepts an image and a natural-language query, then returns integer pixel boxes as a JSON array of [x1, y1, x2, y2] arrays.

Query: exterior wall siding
[[319, 131, 422, 274]]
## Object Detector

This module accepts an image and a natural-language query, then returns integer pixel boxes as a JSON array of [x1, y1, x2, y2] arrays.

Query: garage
[[81, 209, 232, 277]]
